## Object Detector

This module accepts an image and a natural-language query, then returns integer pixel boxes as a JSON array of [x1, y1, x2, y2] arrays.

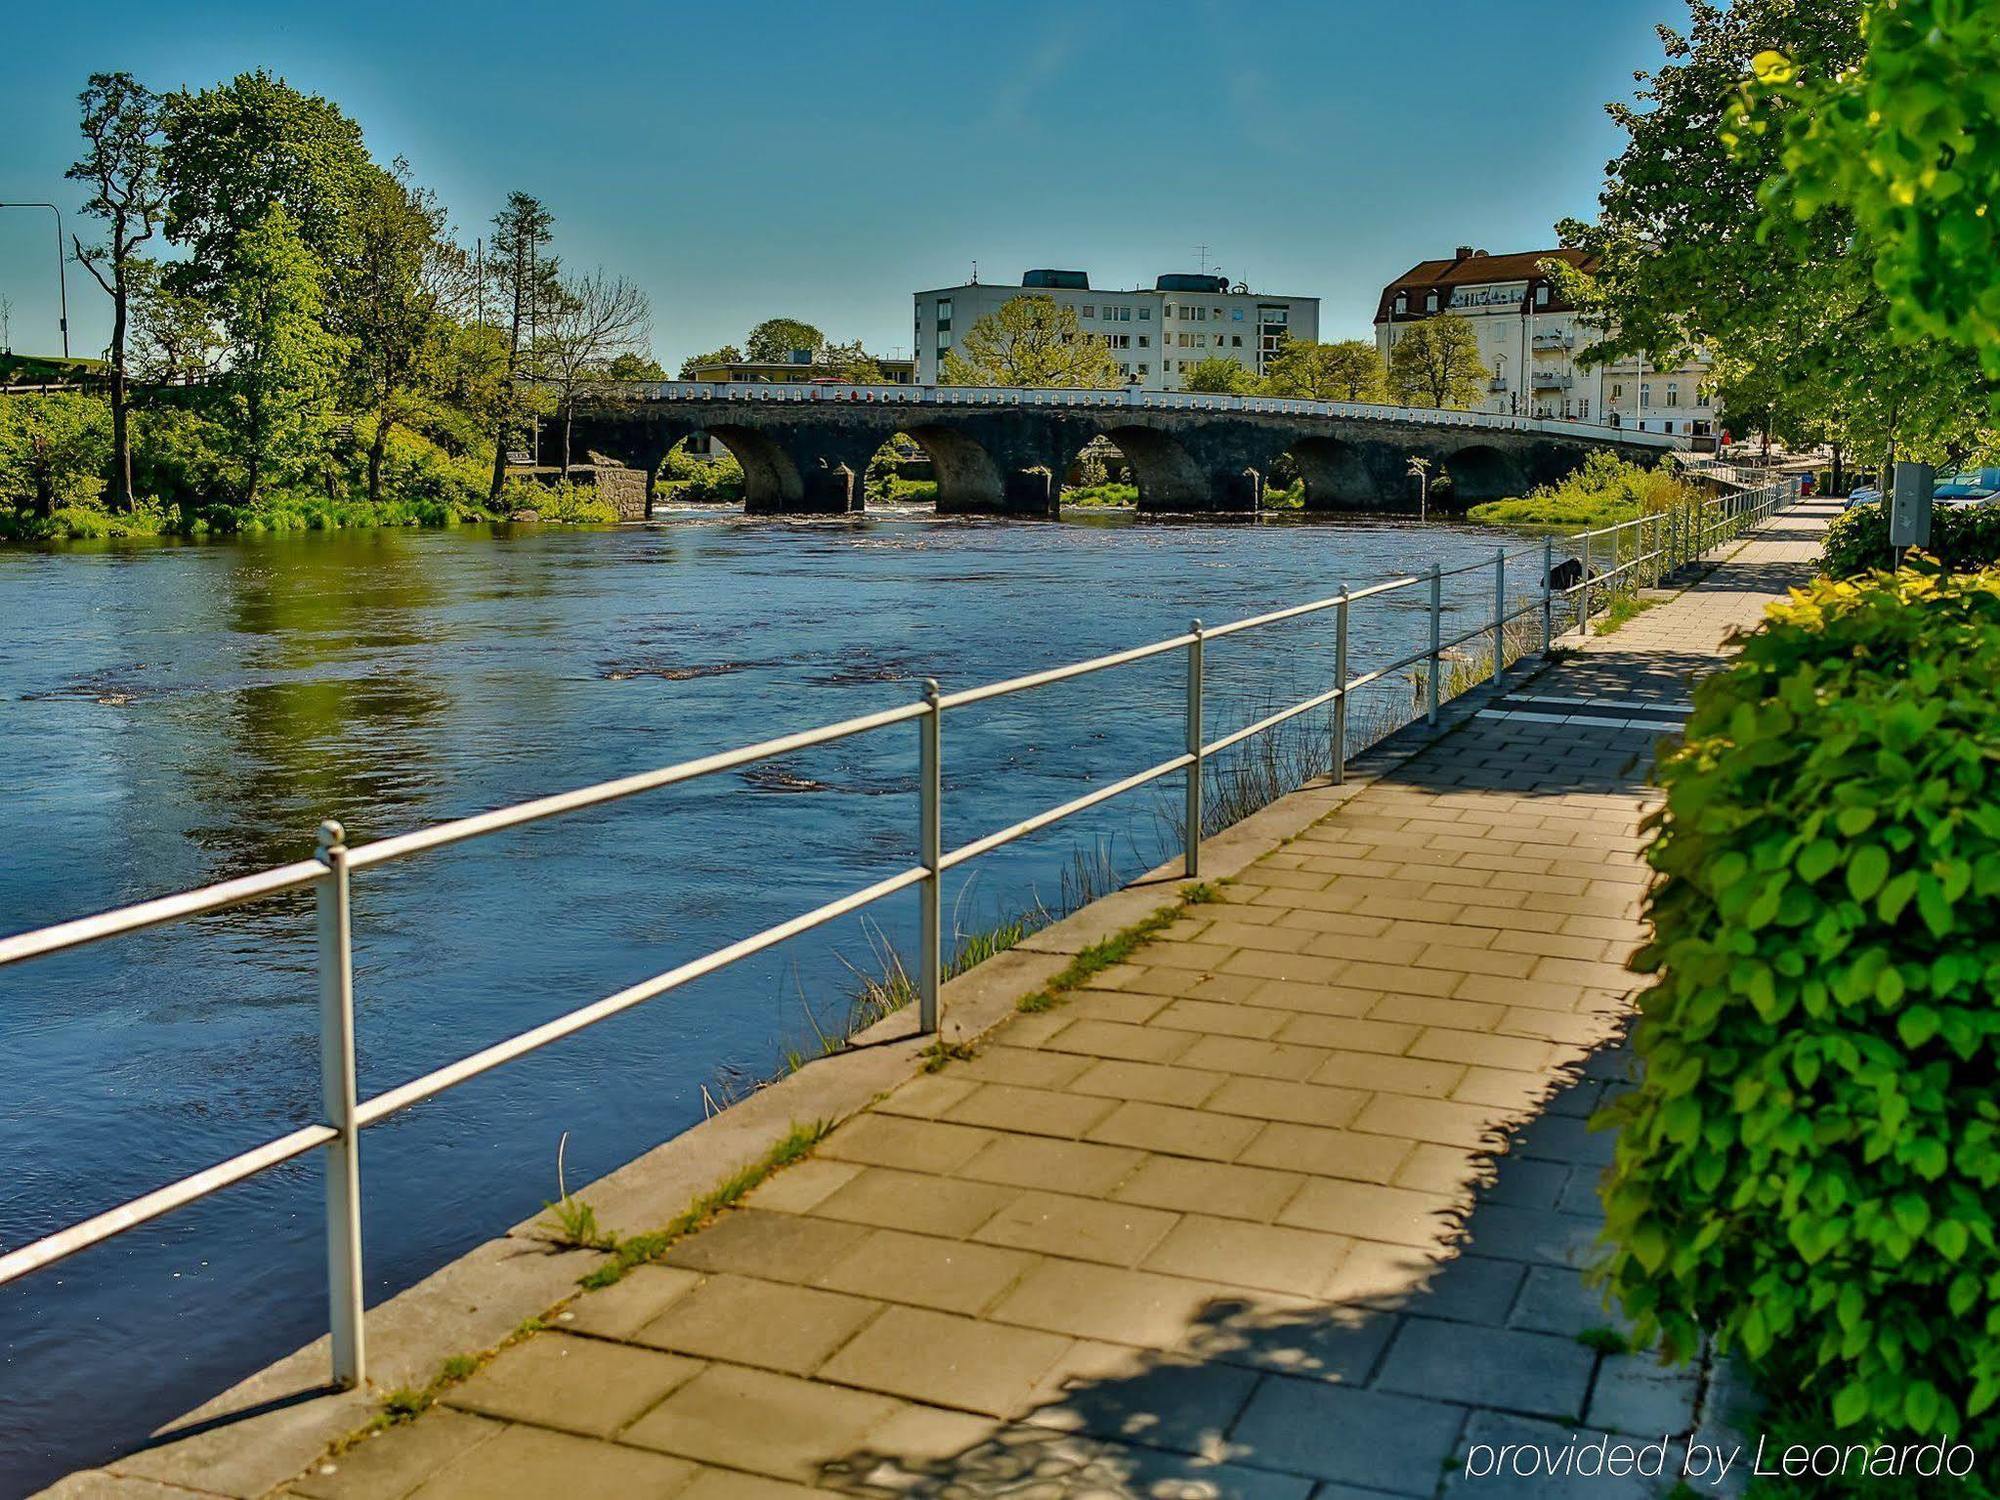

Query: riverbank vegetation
[[3, 68, 678, 543], [1465, 452, 1702, 528]]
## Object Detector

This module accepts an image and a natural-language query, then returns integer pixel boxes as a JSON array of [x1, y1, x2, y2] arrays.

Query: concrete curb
[[37, 657, 1535, 1500]]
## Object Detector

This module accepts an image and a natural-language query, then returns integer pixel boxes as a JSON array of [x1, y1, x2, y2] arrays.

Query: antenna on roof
[[1194, 243, 1211, 274], [970, 260, 978, 285]]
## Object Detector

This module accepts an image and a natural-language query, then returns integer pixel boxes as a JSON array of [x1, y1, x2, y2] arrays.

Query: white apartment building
[[914, 269, 1320, 391], [1374, 247, 1717, 438]]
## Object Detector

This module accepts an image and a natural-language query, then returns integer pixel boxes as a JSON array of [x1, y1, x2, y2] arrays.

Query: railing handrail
[[0, 472, 1799, 1388]]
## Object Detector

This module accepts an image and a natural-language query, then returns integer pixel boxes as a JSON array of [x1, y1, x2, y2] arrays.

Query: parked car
[[1934, 468, 2000, 508], [1844, 485, 1883, 510]]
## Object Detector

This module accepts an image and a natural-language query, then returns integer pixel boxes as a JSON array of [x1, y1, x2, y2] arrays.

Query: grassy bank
[[1465, 452, 1699, 529]]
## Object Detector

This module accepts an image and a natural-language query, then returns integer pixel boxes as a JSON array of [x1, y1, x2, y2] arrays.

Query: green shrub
[[497, 478, 617, 524], [1601, 565, 2000, 1448], [1467, 450, 1700, 527], [658, 445, 744, 502], [1823, 502, 2000, 577], [0, 393, 111, 515]]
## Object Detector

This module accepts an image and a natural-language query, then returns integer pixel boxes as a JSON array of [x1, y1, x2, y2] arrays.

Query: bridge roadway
[[563, 382, 1688, 518]]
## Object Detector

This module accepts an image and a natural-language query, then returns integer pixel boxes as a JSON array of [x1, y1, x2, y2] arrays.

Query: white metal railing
[[0, 473, 1799, 1390], [605, 379, 1688, 449]]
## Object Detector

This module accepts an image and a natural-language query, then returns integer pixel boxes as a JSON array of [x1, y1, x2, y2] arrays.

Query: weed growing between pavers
[[1015, 880, 1220, 1014]]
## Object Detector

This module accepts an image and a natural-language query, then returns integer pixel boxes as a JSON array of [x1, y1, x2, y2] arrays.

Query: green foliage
[[0, 394, 111, 516], [1179, 357, 1258, 394], [1062, 481, 1138, 507], [1386, 314, 1487, 409], [940, 295, 1121, 389], [1601, 566, 2000, 1448], [1467, 452, 1701, 527], [658, 444, 746, 503], [678, 344, 743, 378], [1261, 338, 1388, 402], [1823, 503, 2000, 579], [744, 318, 825, 363], [1741, 1, 2000, 391], [538, 1195, 612, 1250]]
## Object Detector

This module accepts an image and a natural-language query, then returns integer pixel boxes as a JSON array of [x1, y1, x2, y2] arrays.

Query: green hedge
[[1823, 502, 2000, 577], [1601, 566, 2000, 1448]]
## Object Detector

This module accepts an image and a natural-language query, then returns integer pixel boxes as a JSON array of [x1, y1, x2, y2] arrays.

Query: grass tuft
[[1575, 1325, 1634, 1356]]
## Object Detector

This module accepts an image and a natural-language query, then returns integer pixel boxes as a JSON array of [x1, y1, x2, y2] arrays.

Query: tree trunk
[[1830, 442, 1844, 496], [368, 400, 390, 505], [108, 278, 133, 512], [562, 404, 574, 476]]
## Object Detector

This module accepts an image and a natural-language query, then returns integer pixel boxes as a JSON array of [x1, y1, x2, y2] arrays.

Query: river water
[[0, 504, 1543, 1492]]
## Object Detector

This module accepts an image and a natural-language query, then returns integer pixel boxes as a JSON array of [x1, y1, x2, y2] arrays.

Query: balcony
[[1487, 377, 1509, 392], [1531, 371, 1573, 391], [1532, 332, 1575, 350]]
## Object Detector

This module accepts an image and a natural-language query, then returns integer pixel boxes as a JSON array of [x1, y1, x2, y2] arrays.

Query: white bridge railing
[[0, 475, 1795, 1390], [602, 380, 1689, 450]]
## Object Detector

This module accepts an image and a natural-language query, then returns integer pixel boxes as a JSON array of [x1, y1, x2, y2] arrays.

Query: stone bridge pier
[[565, 395, 1675, 518]]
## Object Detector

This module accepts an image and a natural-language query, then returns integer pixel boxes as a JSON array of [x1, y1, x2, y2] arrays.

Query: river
[[0, 504, 1543, 1493]]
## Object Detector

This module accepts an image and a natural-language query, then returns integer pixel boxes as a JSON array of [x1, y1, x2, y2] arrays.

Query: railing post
[[1331, 588, 1350, 783], [918, 680, 942, 1036], [1541, 536, 1554, 656], [1184, 620, 1204, 877], [1578, 528, 1592, 637], [316, 820, 364, 1390], [1491, 548, 1506, 686], [1426, 564, 1442, 723]]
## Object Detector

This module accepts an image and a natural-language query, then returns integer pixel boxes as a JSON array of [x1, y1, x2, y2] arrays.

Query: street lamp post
[[1407, 455, 1432, 522], [0, 202, 70, 359]]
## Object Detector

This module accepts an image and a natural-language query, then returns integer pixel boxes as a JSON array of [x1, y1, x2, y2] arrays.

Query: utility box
[[1891, 461, 1934, 548]]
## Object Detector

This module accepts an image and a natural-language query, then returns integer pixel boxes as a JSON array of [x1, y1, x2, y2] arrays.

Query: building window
[[1610, 382, 1623, 400], [1393, 292, 1408, 314], [1535, 285, 1550, 307], [1232, 308, 1244, 321], [1640, 382, 1652, 405], [1231, 335, 1242, 348], [1666, 383, 1679, 407], [1424, 291, 1438, 313], [1082, 305, 1095, 318], [1138, 307, 1151, 320], [1138, 335, 1149, 348], [1164, 304, 1175, 318], [1138, 363, 1149, 375]]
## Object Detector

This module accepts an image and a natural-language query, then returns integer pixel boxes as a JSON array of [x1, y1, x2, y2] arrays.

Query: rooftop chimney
[[1454, 245, 1475, 261]]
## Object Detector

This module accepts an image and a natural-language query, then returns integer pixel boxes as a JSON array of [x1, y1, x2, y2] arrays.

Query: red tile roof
[[1374, 247, 1595, 323]]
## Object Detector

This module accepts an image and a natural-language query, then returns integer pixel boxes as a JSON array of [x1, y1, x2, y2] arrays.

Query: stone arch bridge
[[560, 382, 1688, 517]]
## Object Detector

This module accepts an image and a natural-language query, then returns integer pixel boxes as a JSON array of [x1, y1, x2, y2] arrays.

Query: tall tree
[[1262, 339, 1387, 402], [67, 71, 166, 512], [216, 204, 340, 501], [819, 338, 886, 383], [159, 70, 373, 299], [540, 269, 651, 472], [1179, 357, 1258, 393], [1387, 315, 1488, 408], [127, 258, 224, 385], [343, 162, 466, 502], [678, 344, 742, 377], [940, 296, 1119, 388], [744, 318, 825, 363], [485, 192, 559, 499]]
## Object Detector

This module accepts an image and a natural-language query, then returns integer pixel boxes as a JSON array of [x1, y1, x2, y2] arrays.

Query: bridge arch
[[1093, 424, 1213, 511], [902, 425, 1006, 511], [1284, 436, 1389, 511], [703, 425, 805, 509], [1442, 443, 1529, 504]]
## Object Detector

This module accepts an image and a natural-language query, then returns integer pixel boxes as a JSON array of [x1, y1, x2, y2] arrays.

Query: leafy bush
[[497, 478, 617, 524], [0, 393, 111, 515], [1602, 565, 2000, 1447], [658, 445, 744, 502], [1823, 502, 2000, 577], [1468, 450, 1700, 527]]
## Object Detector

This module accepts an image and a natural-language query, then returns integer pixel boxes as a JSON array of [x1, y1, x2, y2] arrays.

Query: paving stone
[[1041, 1017, 1199, 1063], [1389, 1142, 1491, 1196], [813, 1227, 1036, 1314], [1150, 997, 1290, 1039], [1057, 988, 1172, 1026], [875, 1071, 981, 1120], [989, 1258, 1230, 1349], [1270, 1013, 1422, 1055], [1024, 1348, 1263, 1459], [1587, 1352, 1701, 1436], [1110, 1155, 1305, 1222], [817, 1114, 996, 1174], [1242, 979, 1380, 1017], [955, 1043, 1096, 1088], [817, 1304, 1071, 1417], [1085, 1100, 1264, 1162], [1376, 1318, 1594, 1419], [661, 1207, 872, 1282], [1069, 1058, 1224, 1108], [1141, 1214, 1350, 1298], [807, 1165, 1019, 1237], [972, 1189, 1179, 1266], [1406, 1027, 1558, 1072], [1353, 1093, 1510, 1150], [441, 1333, 703, 1438], [1228, 1376, 1466, 1491], [291, 1409, 502, 1500], [619, 1362, 901, 1480], [1485, 1156, 1572, 1211], [1175, 1033, 1330, 1081], [743, 1158, 863, 1215], [674, 1470, 819, 1500], [942, 1082, 1118, 1139], [1182, 1298, 1398, 1386], [1279, 1179, 1462, 1249], [1462, 1204, 1603, 1268], [404, 1423, 697, 1500], [560, 1264, 703, 1340], [632, 1273, 880, 1375], [1507, 1264, 1630, 1340], [1203, 1076, 1368, 1130], [1236, 1121, 1414, 1184], [1311, 1050, 1466, 1098], [954, 1133, 1145, 1196]]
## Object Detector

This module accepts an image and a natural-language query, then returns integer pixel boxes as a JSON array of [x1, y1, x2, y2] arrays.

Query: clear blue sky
[[1, 0, 1672, 367]]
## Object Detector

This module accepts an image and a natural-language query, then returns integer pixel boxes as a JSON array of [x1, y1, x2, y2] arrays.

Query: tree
[[0, 395, 111, 517], [1741, 1, 2000, 392], [128, 257, 224, 385], [819, 338, 886, 383], [1262, 339, 1387, 402], [605, 352, 667, 381], [343, 162, 466, 502], [215, 204, 341, 501], [485, 192, 559, 499], [744, 318, 825, 363], [539, 269, 651, 472], [678, 345, 742, 378], [67, 71, 166, 512], [1180, 357, 1258, 394], [939, 296, 1119, 388], [1387, 315, 1488, 408], [159, 70, 373, 300]]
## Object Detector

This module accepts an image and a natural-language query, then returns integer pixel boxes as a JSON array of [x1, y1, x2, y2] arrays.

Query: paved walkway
[[275, 504, 1834, 1500]]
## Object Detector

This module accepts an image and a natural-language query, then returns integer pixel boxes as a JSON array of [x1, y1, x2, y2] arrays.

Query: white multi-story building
[[1373, 247, 1717, 438], [914, 269, 1319, 391]]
